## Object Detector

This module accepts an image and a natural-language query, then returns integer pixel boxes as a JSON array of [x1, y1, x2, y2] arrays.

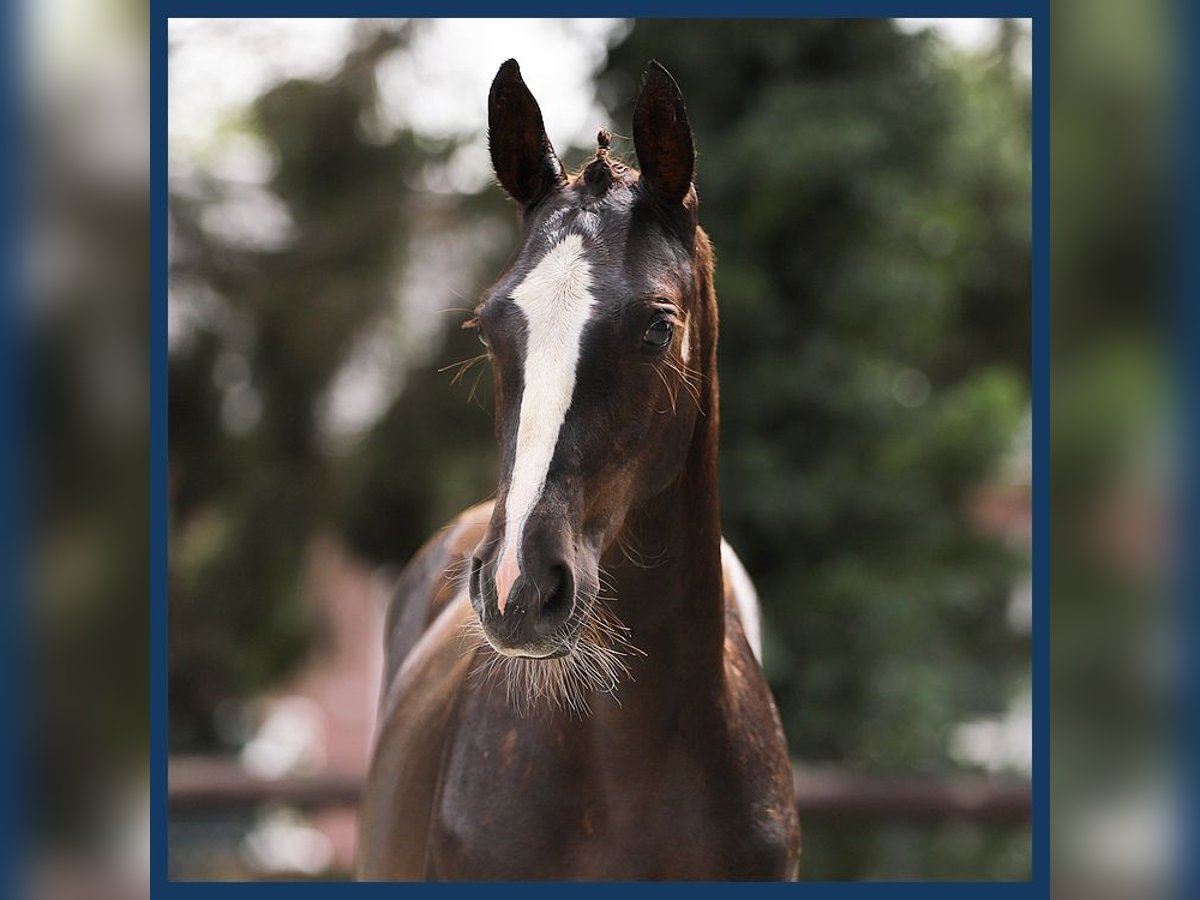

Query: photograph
[[165, 16, 1033, 881]]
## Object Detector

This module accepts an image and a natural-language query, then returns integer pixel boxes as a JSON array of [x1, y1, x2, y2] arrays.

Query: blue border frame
[[153, 2, 1048, 893]]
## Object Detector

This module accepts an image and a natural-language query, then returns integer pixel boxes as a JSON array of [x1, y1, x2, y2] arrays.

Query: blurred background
[[18, 2, 1179, 895], [166, 17, 1032, 881], [26, 2, 149, 898], [1049, 1, 1175, 898]]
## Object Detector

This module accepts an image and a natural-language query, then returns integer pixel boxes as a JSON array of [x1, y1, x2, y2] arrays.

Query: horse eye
[[464, 315, 489, 349], [643, 318, 673, 349]]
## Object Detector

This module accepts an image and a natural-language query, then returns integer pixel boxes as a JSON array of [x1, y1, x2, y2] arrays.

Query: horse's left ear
[[488, 59, 566, 209], [633, 61, 695, 206]]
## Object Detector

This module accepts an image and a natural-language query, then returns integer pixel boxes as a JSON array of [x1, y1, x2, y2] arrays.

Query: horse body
[[358, 503, 796, 880], [357, 60, 800, 881]]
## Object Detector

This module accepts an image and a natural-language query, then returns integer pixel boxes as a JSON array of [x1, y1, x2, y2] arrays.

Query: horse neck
[[602, 228, 726, 697]]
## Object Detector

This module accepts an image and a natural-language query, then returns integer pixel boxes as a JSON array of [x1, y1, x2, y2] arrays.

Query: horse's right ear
[[488, 59, 565, 209]]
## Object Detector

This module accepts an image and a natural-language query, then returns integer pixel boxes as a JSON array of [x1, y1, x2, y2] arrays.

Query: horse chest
[[427, 703, 788, 880]]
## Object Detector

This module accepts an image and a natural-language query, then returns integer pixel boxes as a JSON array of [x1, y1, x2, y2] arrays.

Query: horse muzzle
[[469, 535, 581, 658]]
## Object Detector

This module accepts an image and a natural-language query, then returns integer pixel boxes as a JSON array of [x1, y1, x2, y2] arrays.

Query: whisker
[[647, 363, 677, 415], [467, 366, 490, 411], [611, 518, 670, 572], [459, 580, 641, 719], [665, 359, 704, 413], [439, 352, 488, 382]]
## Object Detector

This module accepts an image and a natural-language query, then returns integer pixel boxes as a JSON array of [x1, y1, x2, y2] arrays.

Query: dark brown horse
[[357, 59, 800, 881]]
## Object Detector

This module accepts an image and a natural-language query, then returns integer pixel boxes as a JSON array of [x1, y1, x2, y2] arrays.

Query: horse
[[356, 59, 801, 881]]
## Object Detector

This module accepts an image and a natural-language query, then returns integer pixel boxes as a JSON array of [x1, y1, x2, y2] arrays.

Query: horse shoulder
[[380, 501, 494, 682], [357, 595, 478, 879], [359, 503, 492, 880], [717, 544, 802, 879]]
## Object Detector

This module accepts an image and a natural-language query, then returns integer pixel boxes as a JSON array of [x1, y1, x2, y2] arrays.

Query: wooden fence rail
[[168, 756, 1030, 823]]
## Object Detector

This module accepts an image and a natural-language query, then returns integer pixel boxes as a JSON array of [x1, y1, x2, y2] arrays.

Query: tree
[[167, 23, 461, 748]]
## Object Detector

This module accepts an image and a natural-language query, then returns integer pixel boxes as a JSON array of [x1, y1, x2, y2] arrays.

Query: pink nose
[[495, 544, 520, 615]]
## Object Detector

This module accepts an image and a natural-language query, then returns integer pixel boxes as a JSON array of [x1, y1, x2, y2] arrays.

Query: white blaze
[[495, 234, 595, 613]]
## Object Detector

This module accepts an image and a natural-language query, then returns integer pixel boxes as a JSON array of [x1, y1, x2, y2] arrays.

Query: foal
[[357, 59, 800, 881]]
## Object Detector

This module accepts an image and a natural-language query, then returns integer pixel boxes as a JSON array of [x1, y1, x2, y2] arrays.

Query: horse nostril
[[469, 555, 487, 603], [538, 564, 573, 627]]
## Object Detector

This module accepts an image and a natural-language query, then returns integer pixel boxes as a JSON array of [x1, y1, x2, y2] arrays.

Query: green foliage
[[337, 337, 501, 564], [1048, 5, 1169, 878], [32, 102, 151, 841], [168, 23, 461, 747]]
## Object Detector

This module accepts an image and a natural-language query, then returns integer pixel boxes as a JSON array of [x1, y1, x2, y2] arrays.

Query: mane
[[695, 224, 716, 305], [570, 128, 636, 195]]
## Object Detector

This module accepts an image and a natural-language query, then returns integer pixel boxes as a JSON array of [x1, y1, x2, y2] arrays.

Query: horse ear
[[488, 59, 565, 208], [633, 61, 695, 206]]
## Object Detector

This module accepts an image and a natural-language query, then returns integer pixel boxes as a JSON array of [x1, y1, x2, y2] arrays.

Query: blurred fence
[[168, 755, 1030, 879], [169, 755, 1030, 822]]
